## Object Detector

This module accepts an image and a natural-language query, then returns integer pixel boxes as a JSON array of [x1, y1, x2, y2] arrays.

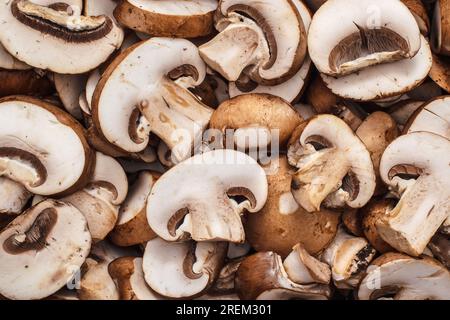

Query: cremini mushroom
[[429, 54, 450, 92], [377, 132, 450, 256], [431, 0, 450, 56], [0, 199, 91, 300], [402, 0, 431, 35], [142, 237, 227, 299], [0, 177, 32, 215]]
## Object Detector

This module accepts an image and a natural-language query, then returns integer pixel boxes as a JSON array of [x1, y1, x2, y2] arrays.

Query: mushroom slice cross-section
[[0, 177, 32, 215], [0, 96, 94, 196], [358, 253, 450, 300], [377, 132, 450, 256], [0, 0, 124, 74], [0, 199, 91, 300], [147, 149, 268, 243], [142, 237, 227, 299], [199, 0, 307, 86], [309, 0, 421, 77], [288, 115, 376, 212], [0, 43, 30, 70], [92, 37, 213, 163]]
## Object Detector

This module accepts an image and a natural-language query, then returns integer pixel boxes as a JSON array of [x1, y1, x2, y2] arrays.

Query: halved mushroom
[[110, 171, 159, 247], [62, 152, 128, 242], [209, 93, 303, 152], [0, 96, 94, 196], [199, 0, 307, 86], [0, 177, 32, 215], [142, 237, 227, 299], [288, 115, 376, 212], [404, 96, 450, 138], [114, 0, 217, 38], [228, 0, 312, 102], [245, 155, 339, 258], [321, 35, 432, 101], [378, 132, 450, 256], [147, 149, 267, 243], [0, 0, 124, 74], [358, 253, 450, 300], [0, 199, 91, 300], [429, 54, 450, 92], [54, 73, 87, 119], [402, 0, 431, 35], [235, 251, 331, 300], [109, 256, 161, 300], [431, 0, 450, 56], [309, 0, 421, 77], [322, 226, 376, 289], [92, 37, 213, 163]]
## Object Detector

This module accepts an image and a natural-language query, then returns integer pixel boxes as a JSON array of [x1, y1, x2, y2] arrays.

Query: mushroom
[[322, 226, 376, 289], [92, 37, 213, 163], [0, 199, 91, 300], [62, 152, 128, 242], [83, 0, 118, 19], [0, 0, 124, 74], [402, 0, 431, 35], [377, 132, 450, 256], [146, 149, 268, 243], [0, 96, 95, 196], [245, 155, 339, 258], [142, 237, 227, 299], [358, 253, 450, 300], [209, 93, 303, 152], [208, 257, 243, 295], [110, 171, 159, 247], [108, 256, 161, 300], [428, 233, 450, 268], [429, 54, 450, 92], [199, 0, 307, 86], [388, 99, 424, 129], [235, 251, 331, 300], [308, 0, 421, 77], [54, 73, 87, 119], [228, 0, 313, 103], [0, 42, 30, 70], [431, 0, 450, 56], [288, 115, 376, 212], [0, 177, 32, 215], [342, 209, 364, 237], [356, 111, 399, 195], [114, 0, 217, 38]]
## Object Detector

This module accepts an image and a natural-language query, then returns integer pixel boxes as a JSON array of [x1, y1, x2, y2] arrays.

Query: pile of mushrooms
[[0, 0, 448, 301]]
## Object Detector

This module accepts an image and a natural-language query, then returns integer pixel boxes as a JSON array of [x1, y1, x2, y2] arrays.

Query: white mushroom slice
[[228, 0, 312, 102], [0, 43, 30, 70], [288, 115, 376, 212], [146, 149, 268, 243], [322, 35, 432, 101], [0, 0, 123, 74], [378, 132, 450, 256], [358, 253, 450, 300], [431, 0, 450, 56], [283, 243, 331, 285], [322, 227, 376, 288], [110, 171, 158, 247], [309, 0, 421, 77], [0, 96, 94, 196], [0, 177, 31, 215], [402, 0, 430, 35], [0, 199, 91, 300], [405, 96, 450, 138], [54, 73, 87, 119], [109, 256, 162, 300], [85, 69, 101, 112], [235, 252, 331, 300], [114, 0, 217, 38], [92, 37, 213, 163], [142, 237, 227, 299], [199, 0, 307, 86]]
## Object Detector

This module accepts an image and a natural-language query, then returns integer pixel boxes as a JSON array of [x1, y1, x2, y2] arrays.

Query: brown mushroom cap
[[245, 156, 339, 258], [429, 54, 450, 92], [401, 0, 431, 35], [342, 209, 364, 237], [431, 0, 450, 56], [0, 68, 53, 98]]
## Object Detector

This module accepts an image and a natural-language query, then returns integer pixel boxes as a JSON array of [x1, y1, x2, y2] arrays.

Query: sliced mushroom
[[0, 177, 32, 215], [0, 96, 95, 196], [114, 0, 217, 38], [147, 149, 267, 243], [402, 0, 431, 35], [0, 43, 30, 70], [92, 37, 213, 163], [209, 93, 303, 152], [54, 73, 87, 119], [322, 226, 376, 289], [245, 155, 339, 258], [288, 115, 376, 212], [321, 35, 432, 101], [142, 237, 227, 299], [378, 132, 450, 256], [358, 253, 450, 300], [0, 199, 91, 300], [0, 0, 124, 74], [199, 0, 307, 86], [309, 0, 421, 77], [235, 251, 331, 300], [110, 171, 158, 247], [431, 0, 450, 56]]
